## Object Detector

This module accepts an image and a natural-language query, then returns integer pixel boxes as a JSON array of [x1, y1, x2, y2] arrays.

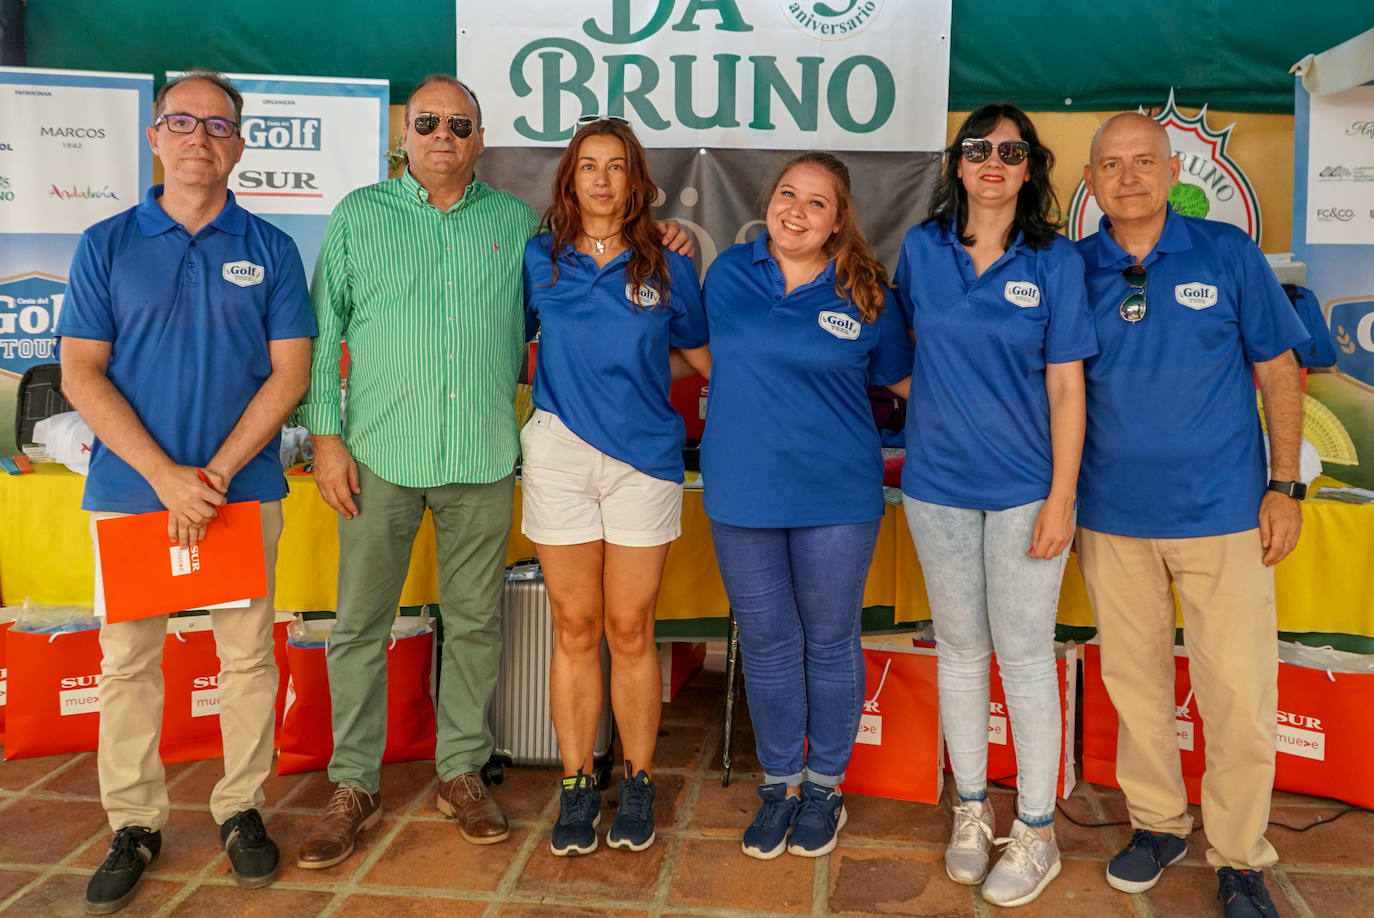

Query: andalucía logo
[[48, 184, 119, 200], [1068, 90, 1262, 244], [780, 0, 884, 39]]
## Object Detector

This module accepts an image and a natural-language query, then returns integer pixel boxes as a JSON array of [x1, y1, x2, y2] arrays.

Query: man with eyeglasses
[[57, 69, 316, 914], [1074, 112, 1308, 918]]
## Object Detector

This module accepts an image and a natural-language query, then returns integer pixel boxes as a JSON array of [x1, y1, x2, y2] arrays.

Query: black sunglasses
[[960, 138, 1030, 166], [411, 113, 474, 138], [1120, 264, 1147, 323], [154, 113, 239, 139]]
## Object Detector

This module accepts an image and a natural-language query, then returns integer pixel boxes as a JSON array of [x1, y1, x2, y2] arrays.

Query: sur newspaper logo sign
[[1068, 91, 1263, 244]]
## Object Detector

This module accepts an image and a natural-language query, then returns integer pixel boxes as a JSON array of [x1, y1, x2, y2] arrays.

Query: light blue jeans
[[903, 496, 1067, 828]]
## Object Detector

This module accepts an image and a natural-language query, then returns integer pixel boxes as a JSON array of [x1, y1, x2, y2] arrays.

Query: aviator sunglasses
[[411, 113, 474, 138], [960, 137, 1030, 166], [1120, 264, 1147, 323], [153, 113, 239, 138]]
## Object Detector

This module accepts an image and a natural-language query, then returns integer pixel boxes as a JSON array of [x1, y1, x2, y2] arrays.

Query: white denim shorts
[[519, 409, 682, 547]]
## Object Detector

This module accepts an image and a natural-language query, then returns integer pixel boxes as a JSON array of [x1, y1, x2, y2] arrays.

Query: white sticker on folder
[[169, 545, 201, 577]]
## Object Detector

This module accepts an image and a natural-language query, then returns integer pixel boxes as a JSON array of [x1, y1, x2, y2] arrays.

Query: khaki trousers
[[91, 501, 283, 831], [1077, 526, 1278, 870]]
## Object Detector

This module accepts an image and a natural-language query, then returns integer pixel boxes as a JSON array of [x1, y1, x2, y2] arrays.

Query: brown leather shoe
[[296, 784, 382, 869], [437, 771, 509, 844]]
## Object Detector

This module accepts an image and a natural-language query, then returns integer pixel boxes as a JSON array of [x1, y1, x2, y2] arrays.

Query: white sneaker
[[945, 799, 995, 885], [981, 819, 1062, 908]]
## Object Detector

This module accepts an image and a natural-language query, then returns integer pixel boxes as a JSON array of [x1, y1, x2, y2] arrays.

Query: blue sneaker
[[1106, 829, 1187, 892], [1217, 868, 1280, 918], [550, 772, 600, 856], [741, 783, 801, 860], [606, 763, 656, 852], [786, 781, 847, 857]]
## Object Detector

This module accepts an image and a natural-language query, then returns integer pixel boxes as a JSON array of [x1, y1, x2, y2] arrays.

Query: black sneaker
[[551, 772, 601, 856], [1217, 867, 1280, 918], [606, 763, 656, 852], [220, 808, 279, 888], [85, 826, 161, 915], [1106, 829, 1187, 892]]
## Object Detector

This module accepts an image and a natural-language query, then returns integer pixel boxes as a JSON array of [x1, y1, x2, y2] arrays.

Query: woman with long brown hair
[[700, 152, 911, 859], [520, 117, 708, 856]]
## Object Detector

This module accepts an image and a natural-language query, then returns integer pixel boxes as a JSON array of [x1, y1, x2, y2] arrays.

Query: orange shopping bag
[[1272, 642, 1374, 808], [277, 615, 437, 775], [0, 612, 13, 743], [842, 645, 943, 803], [4, 626, 103, 759]]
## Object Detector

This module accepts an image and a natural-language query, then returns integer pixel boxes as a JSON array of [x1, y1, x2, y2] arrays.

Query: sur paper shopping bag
[[277, 618, 437, 775], [4, 626, 103, 758], [842, 645, 943, 803]]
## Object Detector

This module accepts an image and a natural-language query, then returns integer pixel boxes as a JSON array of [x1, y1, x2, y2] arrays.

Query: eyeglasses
[[153, 113, 239, 139], [1119, 264, 1147, 323], [960, 138, 1030, 166], [577, 115, 630, 127], [411, 113, 474, 138]]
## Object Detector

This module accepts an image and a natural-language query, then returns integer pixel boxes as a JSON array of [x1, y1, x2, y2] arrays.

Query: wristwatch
[[1267, 479, 1307, 500]]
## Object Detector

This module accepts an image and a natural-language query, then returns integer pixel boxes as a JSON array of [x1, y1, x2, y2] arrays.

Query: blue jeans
[[711, 519, 881, 787], [903, 497, 1067, 828]]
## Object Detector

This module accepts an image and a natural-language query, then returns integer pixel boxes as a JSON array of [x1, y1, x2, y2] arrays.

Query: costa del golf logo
[[779, 0, 884, 39], [1069, 90, 1262, 244]]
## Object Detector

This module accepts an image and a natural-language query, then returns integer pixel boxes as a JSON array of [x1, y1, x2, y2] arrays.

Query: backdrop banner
[[1292, 77, 1374, 490], [0, 66, 153, 455], [215, 74, 390, 279]]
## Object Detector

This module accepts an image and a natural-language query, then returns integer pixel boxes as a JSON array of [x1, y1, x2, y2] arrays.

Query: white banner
[[0, 68, 153, 454], [0, 68, 148, 236], [216, 74, 391, 277], [1304, 84, 1374, 245], [456, 0, 951, 151]]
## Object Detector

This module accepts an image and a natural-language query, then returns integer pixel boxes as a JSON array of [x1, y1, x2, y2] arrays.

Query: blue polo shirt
[[700, 232, 913, 528], [893, 220, 1098, 510], [57, 186, 316, 513], [1076, 208, 1309, 538], [523, 235, 707, 482]]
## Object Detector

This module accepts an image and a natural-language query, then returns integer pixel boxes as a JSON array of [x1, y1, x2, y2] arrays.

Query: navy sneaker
[[606, 763, 656, 852], [1217, 868, 1280, 918], [220, 808, 279, 888], [1106, 829, 1187, 892], [786, 781, 847, 857], [85, 826, 161, 915], [741, 782, 800, 860], [550, 772, 601, 856]]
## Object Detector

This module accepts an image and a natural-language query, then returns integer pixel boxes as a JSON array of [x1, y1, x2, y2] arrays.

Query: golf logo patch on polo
[[625, 282, 661, 308], [818, 310, 861, 340], [1175, 283, 1218, 310], [222, 261, 264, 287], [1004, 281, 1041, 308]]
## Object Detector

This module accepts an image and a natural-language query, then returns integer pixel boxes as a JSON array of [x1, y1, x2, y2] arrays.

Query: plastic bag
[[32, 411, 95, 474], [12, 600, 100, 634]]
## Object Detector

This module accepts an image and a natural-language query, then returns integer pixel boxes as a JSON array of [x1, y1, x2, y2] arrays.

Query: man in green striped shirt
[[295, 74, 536, 868]]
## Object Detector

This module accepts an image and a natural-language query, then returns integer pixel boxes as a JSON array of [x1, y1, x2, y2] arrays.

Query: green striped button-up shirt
[[299, 170, 539, 487]]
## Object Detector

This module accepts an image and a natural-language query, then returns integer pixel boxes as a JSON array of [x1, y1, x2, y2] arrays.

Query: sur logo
[[1068, 90, 1262, 244]]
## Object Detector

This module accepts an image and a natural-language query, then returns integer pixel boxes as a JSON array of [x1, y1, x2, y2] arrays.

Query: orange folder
[[95, 501, 267, 622]]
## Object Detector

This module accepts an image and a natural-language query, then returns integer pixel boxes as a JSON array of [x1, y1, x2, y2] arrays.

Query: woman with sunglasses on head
[[892, 103, 1097, 907], [701, 152, 912, 860], [521, 117, 709, 857]]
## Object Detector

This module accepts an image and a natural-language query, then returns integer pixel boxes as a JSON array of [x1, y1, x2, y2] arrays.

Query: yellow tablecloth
[[0, 467, 894, 622], [2, 466, 1369, 635]]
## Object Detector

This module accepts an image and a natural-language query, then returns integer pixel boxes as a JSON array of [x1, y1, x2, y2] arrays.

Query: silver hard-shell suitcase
[[487, 560, 616, 788]]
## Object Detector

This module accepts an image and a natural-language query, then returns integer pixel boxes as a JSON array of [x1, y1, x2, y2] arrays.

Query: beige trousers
[[90, 500, 283, 831], [1077, 526, 1279, 871]]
